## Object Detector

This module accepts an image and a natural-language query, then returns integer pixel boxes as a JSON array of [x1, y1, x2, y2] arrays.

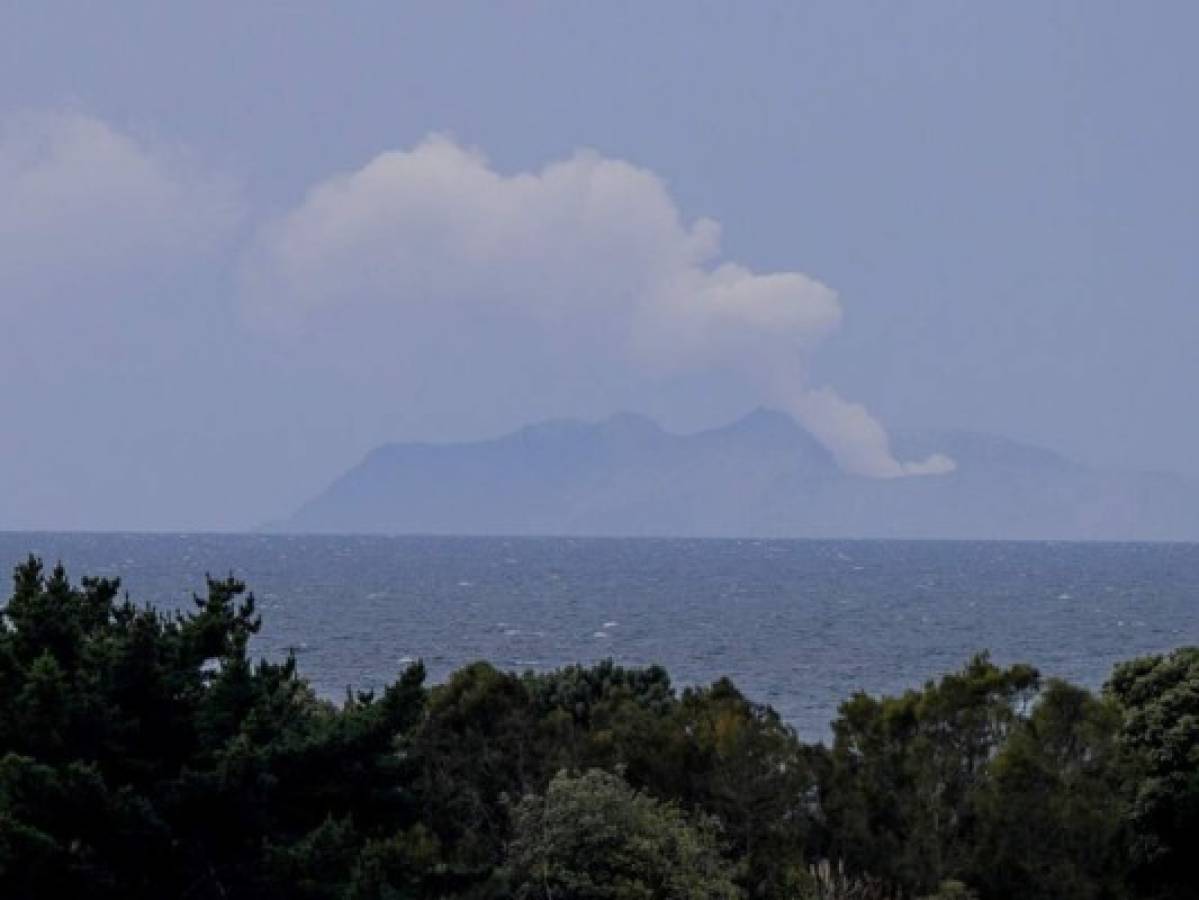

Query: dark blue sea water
[[2, 533, 1197, 741]]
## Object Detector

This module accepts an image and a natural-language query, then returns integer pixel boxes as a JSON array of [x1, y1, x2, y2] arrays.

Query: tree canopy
[[0, 556, 1196, 899]]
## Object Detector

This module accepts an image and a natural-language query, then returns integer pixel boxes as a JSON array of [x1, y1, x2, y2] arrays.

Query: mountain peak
[[725, 406, 803, 436], [600, 411, 663, 436], [278, 412, 1199, 540]]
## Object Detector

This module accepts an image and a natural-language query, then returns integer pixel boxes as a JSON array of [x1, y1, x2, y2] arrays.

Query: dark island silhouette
[[276, 409, 1199, 541]]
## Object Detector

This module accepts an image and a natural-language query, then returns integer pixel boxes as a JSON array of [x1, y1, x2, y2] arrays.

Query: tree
[[410, 661, 543, 875], [4, 553, 1196, 900], [651, 679, 815, 897], [1105, 648, 1199, 899], [818, 654, 1039, 894], [505, 769, 741, 900], [969, 679, 1130, 900], [0, 556, 430, 899]]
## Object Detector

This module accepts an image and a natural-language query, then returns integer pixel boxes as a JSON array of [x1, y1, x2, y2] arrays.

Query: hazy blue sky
[[1, 1, 1196, 530]]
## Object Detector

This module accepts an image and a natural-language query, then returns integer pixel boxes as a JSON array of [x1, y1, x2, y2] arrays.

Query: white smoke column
[[241, 136, 954, 479], [788, 386, 956, 477], [745, 351, 955, 477]]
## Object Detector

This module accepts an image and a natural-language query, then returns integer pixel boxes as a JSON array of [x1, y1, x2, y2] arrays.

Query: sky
[[1, 1, 1196, 531]]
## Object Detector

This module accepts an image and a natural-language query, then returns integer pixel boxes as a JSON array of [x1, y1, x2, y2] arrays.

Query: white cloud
[[0, 111, 243, 300], [241, 135, 950, 477]]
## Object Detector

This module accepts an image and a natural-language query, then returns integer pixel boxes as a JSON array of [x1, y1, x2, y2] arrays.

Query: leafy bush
[[505, 768, 740, 900]]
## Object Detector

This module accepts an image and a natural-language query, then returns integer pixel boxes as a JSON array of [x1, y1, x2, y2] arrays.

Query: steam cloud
[[0, 111, 242, 301], [242, 137, 952, 478]]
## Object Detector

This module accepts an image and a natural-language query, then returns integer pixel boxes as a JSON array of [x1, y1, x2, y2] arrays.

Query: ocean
[[3, 532, 1197, 742]]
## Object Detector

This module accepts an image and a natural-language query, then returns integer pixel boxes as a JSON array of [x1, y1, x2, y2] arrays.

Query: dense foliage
[[0, 557, 1196, 899]]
